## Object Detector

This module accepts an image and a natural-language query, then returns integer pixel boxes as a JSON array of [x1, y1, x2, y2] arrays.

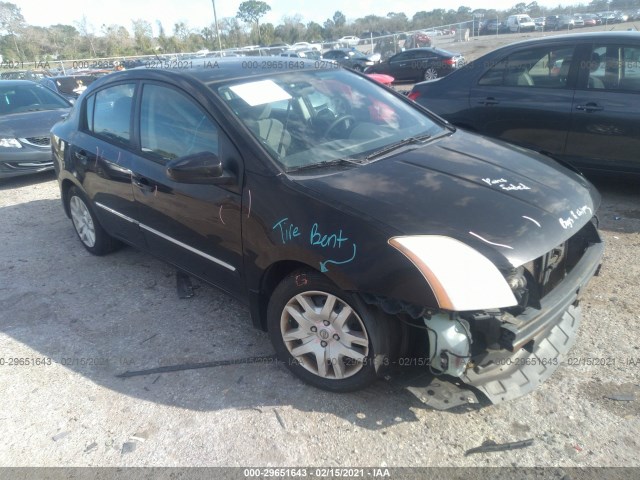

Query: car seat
[[236, 101, 291, 157]]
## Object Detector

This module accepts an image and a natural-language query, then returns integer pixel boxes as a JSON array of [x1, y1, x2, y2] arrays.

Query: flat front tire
[[267, 270, 393, 392]]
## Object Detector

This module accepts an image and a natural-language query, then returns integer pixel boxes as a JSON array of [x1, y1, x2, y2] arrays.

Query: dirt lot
[[1, 170, 639, 471], [1, 24, 639, 472]]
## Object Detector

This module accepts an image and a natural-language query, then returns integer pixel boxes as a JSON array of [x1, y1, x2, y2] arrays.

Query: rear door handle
[[478, 97, 500, 106], [575, 103, 603, 112], [74, 150, 88, 163]]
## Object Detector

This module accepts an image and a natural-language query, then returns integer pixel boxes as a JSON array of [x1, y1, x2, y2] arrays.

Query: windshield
[[214, 69, 443, 171], [0, 83, 70, 115]]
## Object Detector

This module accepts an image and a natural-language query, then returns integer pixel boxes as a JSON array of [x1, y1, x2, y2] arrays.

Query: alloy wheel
[[70, 195, 96, 248], [280, 291, 369, 380]]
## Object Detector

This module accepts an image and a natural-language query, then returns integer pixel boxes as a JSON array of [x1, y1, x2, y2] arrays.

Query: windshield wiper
[[364, 133, 432, 161], [287, 157, 361, 173]]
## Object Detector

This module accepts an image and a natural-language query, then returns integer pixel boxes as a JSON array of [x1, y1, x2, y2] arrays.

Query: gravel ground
[[0, 166, 638, 470]]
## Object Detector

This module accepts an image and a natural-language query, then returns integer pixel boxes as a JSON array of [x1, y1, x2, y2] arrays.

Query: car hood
[[295, 130, 600, 268], [0, 109, 70, 137]]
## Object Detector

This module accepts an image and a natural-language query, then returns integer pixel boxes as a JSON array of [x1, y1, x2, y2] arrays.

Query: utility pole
[[211, 0, 223, 52]]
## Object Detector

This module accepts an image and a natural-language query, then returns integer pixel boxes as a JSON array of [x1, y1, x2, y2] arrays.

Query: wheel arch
[[60, 178, 77, 218], [249, 260, 323, 331]]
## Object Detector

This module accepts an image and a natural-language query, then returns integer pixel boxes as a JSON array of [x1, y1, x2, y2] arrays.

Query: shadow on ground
[[0, 198, 486, 432]]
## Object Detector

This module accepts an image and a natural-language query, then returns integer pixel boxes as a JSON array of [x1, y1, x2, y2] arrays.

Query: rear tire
[[67, 186, 120, 255], [423, 67, 439, 81], [267, 270, 394, 392]]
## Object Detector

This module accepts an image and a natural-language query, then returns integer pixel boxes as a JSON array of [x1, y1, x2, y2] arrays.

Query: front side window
[[583, 45, 640, 92], [214, 69, 443, 171], [140, 84, 219, 164], [478, 46, 575, 88], [88, 83, 135, 144]]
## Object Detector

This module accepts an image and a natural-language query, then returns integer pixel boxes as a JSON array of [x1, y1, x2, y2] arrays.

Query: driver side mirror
[[166, 151, 234, 185]]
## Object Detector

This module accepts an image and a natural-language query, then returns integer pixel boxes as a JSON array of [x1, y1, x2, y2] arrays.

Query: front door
[[130, 82, 244, 297], [565, 43, 640, 174]]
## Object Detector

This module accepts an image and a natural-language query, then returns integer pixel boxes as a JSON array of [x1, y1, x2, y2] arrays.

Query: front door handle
[[575, 103, 603, 112], [132, 175, 154, 193], [478, 97, 500, 106]]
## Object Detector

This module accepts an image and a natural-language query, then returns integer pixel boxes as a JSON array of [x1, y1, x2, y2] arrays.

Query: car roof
[[0, 79, 40, 86], [85, 57, 339, 89], [404, 47, 437, 52], [46, 75, 98, 80], [507, 30, 640, 46]]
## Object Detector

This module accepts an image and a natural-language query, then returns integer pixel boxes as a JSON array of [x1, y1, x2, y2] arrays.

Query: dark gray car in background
[[408, 31, 640, 177], [0, 80, 71, 179]]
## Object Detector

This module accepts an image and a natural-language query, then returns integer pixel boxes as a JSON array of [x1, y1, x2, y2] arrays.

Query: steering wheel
[[323, 115, 356, 139]]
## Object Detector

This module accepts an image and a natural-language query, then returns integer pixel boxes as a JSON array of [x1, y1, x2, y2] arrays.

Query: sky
[[16, 0, 574, 35]]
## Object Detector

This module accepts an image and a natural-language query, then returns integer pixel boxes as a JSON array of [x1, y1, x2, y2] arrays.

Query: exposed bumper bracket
[[463, 304, 580, 404]]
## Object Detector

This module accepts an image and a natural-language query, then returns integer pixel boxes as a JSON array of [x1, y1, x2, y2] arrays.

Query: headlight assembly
[[388, 235, 517, 311], [0, 138, 22, 148]]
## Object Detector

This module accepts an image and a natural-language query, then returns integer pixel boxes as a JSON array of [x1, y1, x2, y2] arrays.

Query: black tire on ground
[[267, 269, 395, 392], [66, 186, 120, 255]]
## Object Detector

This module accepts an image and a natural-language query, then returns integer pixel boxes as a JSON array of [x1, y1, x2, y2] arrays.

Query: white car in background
[[337, 36, 360, 47], [291, 41, 322, 51]]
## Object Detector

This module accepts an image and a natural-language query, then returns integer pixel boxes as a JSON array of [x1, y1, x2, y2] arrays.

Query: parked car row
[[481, 10, 636, 36]]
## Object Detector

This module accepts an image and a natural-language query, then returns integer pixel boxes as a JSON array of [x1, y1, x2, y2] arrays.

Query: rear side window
[[478, 46, 575, 88], [85, 83, 135, 144], [139, 84, 219, 164], [583, 45, 640, 92]]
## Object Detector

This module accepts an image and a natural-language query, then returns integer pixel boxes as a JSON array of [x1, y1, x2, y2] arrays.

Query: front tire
[[267, 270, 393, 392], [67, 186, 120, 255]]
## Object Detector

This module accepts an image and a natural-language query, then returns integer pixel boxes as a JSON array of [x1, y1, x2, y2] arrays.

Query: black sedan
[[480, 19, 508, 35], [365, 48, 464, 82], [0, 80, 71, 179], [409, 31, 640, 176], [52, 59, 603, 406], [321, 49, 377, 71]]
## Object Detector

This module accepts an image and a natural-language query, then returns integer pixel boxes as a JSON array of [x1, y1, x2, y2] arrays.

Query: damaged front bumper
[[398, 227, 604, 409], [464, 243, 603, 404], [462, 235, 604, 404]]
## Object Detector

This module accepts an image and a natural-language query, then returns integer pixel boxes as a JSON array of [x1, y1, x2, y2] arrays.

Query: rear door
[[388, 51, 426, 81], [71, 82, 145, 248], [565, 42, 640, 174], [467, 44, 577, 155], [130, 82, 245, 297]]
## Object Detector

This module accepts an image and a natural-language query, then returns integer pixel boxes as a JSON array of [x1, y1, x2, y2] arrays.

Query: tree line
[[1, 0, 637, 62]]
